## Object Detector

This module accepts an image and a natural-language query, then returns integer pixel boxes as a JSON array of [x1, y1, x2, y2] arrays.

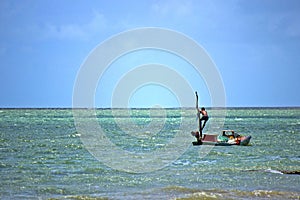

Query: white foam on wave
[[265, 169, 283, 174]]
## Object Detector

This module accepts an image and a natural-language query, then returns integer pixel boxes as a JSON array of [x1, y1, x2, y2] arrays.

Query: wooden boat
[[191, 130, 251, 146]]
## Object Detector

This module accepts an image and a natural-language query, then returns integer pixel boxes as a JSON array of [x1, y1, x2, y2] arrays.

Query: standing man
[[199, 107, 209, 130], [195, 91, 209, 138]]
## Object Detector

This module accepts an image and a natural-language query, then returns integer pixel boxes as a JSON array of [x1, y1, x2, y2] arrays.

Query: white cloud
[[151, 0, 194, 17], [44, 23, 87, 40], [0, 47, 7, 56], [285, 16, 300, 38], [42, 11, 107, 40]]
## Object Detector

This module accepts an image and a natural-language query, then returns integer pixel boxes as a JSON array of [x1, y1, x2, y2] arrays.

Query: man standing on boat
[[195, 91, 209, 136], [199, 107, 209, 130]]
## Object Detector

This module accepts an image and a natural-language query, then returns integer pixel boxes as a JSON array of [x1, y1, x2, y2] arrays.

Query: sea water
[[0, 108, 299, 199]]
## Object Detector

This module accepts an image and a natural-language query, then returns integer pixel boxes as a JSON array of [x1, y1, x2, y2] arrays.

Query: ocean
[[0, 108, 299, 199]]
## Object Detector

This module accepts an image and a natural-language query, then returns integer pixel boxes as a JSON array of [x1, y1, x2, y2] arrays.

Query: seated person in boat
[[222, 130, 241, 138], [222, 130, 242, 144]]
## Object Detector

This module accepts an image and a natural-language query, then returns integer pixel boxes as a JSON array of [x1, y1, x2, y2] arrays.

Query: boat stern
[[240, 135, 251, 146]]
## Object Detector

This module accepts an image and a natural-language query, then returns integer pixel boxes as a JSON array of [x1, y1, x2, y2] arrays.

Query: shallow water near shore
[[0, 108, 299, 199]]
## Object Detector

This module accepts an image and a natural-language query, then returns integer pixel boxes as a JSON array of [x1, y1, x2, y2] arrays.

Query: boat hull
[[192, 133, 251, 146]]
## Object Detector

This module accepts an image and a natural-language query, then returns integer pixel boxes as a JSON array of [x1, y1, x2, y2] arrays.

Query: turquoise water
[[0, 108, 299, 199]]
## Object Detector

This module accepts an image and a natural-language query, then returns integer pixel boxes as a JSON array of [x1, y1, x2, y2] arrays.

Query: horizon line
[[0, 106, 299, 109]]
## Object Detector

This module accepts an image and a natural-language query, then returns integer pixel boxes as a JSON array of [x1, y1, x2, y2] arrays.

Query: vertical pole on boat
[[195, 91, 202, 139], [198, 114, 202, 139], [199, 116, 202, 139]]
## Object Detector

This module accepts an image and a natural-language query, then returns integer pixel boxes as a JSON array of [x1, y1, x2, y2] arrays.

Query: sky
[[0, 0, 300, 108]]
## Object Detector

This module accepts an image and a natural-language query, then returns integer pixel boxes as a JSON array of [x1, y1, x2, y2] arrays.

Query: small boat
[[191, 130, 251, 146]]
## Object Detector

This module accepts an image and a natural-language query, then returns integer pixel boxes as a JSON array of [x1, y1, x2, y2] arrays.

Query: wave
[[246, 169, 300, 175], [6, 187, 300, 200], [162, 186, 300, 200]]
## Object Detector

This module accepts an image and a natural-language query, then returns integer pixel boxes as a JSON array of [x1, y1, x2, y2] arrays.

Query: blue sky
[[0, 0, 299, 108]]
